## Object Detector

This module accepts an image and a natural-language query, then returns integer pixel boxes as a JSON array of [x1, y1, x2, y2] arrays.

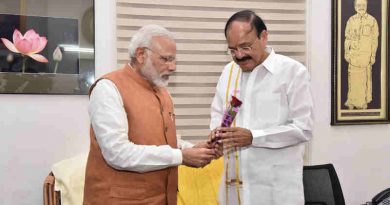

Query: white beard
[[140, 57, 169, 87]]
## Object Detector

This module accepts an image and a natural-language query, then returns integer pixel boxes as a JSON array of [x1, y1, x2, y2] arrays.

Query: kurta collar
[[251, 46, 275, 74], [354, 13, 368, 20], [359, 13, 368, 19]]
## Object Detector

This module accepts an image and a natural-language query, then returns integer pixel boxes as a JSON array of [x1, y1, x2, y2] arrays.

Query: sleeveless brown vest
[[83, 64, 178, 205]]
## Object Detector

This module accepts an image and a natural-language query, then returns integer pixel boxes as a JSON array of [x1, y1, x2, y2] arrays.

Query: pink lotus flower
[[1, 29, 48, 63]]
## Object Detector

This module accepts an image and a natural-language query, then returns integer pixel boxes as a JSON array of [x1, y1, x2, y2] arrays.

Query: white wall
[[0, 1, 116, 204], [308, 1, 390, 204]]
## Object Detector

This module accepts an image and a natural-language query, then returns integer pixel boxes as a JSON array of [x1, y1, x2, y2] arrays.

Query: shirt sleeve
[[177, 139, 194, 149], [89, 79, 183, 173], [250, 68, 314, 148]]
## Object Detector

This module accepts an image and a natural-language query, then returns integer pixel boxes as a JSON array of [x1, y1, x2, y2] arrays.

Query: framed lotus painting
[[331, 0, 389, 125], [0, 0, 94, 94]]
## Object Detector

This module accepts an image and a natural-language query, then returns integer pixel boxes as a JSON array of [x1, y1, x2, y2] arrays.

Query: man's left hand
[[216, 127, 253, 150]]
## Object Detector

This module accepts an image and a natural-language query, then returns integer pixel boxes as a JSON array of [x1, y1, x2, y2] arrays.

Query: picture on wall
[[0, 0, 94, 94], [331, 0, 389, 125]]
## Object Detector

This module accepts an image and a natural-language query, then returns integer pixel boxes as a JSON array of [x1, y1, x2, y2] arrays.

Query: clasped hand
[[209, 127, 253, 151], [182, 140, 223, 168], [182, 127, 252, 168]]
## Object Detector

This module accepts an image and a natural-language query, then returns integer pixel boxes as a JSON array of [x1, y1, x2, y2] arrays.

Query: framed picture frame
[[331, 0, 389, 125], [0, 0, 94, 94]]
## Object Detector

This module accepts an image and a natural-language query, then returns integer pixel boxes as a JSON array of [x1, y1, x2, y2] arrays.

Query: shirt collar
[[357, 13, 368, 19], [253, 46, 275, 74]]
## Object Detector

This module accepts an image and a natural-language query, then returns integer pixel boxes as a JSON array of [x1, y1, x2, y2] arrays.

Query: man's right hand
[[181, 147, 216, 168]]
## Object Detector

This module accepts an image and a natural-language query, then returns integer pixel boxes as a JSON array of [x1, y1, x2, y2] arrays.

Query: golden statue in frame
[[344, 0, 379, 110]]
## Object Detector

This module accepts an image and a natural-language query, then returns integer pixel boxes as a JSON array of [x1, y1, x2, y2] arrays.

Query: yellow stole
[[225, 63, 242, 205]]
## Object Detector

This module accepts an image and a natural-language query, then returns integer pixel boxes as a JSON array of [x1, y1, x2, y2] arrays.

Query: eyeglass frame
[[144, 47, 176, 64], [227, 36, 260, 56]]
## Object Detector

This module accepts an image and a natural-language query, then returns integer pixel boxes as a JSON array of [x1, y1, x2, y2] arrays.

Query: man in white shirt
[[210, 10, 314, 204], [83, 25, 219, 205]]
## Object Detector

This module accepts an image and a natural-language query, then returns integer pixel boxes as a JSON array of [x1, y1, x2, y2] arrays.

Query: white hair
[[128, 25, 175, 63]]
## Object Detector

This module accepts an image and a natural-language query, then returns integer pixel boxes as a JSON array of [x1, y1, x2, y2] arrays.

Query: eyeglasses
[[227, 37, 260, 56], [144, 47, 176, 64]]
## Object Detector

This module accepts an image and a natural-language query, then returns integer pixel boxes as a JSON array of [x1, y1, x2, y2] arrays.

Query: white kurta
[[210, 47, 314, 205]]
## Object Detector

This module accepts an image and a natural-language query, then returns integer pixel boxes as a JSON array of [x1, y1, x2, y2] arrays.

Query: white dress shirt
[[211, 47, 314, 204], [89, 78, 193, 173]]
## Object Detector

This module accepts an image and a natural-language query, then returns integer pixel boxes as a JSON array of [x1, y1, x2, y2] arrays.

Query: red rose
[[230, 96, 242, 107]]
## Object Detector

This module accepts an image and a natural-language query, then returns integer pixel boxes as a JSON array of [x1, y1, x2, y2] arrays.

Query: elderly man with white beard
[[83, 25, 220, 205]]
